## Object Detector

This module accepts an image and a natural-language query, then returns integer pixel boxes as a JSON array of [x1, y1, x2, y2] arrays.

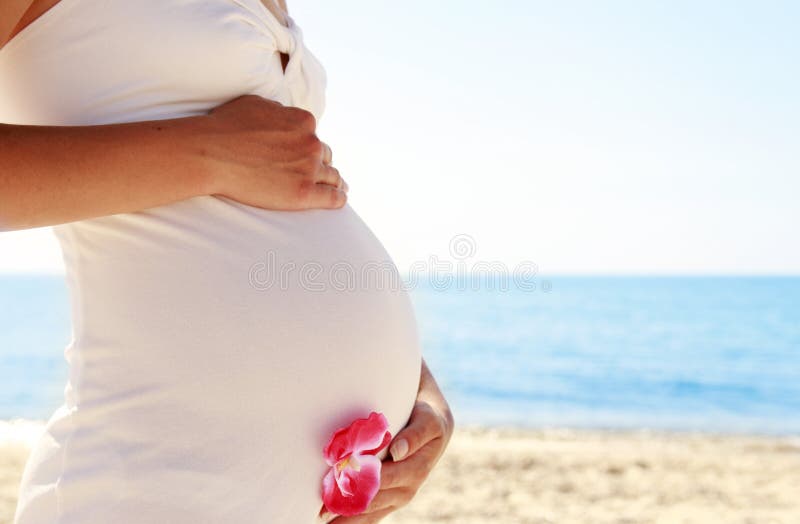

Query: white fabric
[[0, 1, 422, 522]]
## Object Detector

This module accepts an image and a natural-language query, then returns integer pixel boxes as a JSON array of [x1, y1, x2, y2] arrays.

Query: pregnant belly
[[49, 196, 422, 523]]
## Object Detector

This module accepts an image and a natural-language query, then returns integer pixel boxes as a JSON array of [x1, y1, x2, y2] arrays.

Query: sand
[[2, 420, 799, 524]]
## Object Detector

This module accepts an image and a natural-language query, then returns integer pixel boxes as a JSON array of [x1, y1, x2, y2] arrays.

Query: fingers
[[327, 444, 441, 522], [380, 437, 442, 490], [363, 487, 414, 514], [308, 182, 347, 209], [314, 163, 340, 187], [327, 505, 396, 524], [323, 424, 445, 523], [320, 141, 333, 165], [322, 398, 454, 523], [318, 506, 336, 523], [388, 401, 447, 463], [315, 164, 348, 194], [326, 443, 442, 523], [309, 139, 347, 197]]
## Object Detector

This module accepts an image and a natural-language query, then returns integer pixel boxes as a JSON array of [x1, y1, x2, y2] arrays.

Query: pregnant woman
[[0, 0, 454, 522]]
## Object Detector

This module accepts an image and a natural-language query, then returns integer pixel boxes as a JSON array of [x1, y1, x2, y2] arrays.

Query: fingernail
[[390, 439, 408, 461]]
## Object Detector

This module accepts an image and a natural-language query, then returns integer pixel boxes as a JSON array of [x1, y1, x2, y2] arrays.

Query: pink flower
[[321, 411, 392, 516]]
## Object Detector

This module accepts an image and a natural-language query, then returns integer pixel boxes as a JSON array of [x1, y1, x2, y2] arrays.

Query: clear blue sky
[[1, 0, 798, 274]]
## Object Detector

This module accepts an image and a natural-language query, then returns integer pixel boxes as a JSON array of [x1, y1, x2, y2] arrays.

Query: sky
[[1, 0, 798, 274]]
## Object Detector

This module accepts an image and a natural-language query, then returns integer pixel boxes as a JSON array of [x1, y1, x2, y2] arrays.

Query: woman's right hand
[[199, 94, 348, 210], [1, 93, 346, 231]]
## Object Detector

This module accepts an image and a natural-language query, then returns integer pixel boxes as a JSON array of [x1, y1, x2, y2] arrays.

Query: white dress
[[0, 1, 422, 522]]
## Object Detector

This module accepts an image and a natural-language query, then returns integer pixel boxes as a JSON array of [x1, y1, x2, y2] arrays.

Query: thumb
[[388, 401, 444, 462]]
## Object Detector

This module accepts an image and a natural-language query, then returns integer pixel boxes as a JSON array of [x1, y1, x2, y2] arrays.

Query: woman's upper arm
[[0, 0, 35, 49]]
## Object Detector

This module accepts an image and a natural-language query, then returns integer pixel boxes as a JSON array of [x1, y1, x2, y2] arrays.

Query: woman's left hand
[[320, 357, 455, 523]]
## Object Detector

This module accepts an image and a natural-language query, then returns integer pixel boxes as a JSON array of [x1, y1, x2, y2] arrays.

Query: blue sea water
[[1, 274, 799, 435]]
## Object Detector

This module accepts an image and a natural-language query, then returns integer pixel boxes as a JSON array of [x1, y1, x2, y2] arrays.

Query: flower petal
[[360, 428, 392, 457], [321, 467, 337, 501], [323, 411, 391, 463], [335, 462, 354, 497], [322, 454, 383, 517], [323, 426, 352, 465]]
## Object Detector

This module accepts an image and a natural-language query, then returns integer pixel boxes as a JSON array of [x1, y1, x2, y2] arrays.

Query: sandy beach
[[2, 420, 799, 524]]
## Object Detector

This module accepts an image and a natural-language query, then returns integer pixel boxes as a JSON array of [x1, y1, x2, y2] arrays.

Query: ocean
[[1, 274, 799, 435]]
